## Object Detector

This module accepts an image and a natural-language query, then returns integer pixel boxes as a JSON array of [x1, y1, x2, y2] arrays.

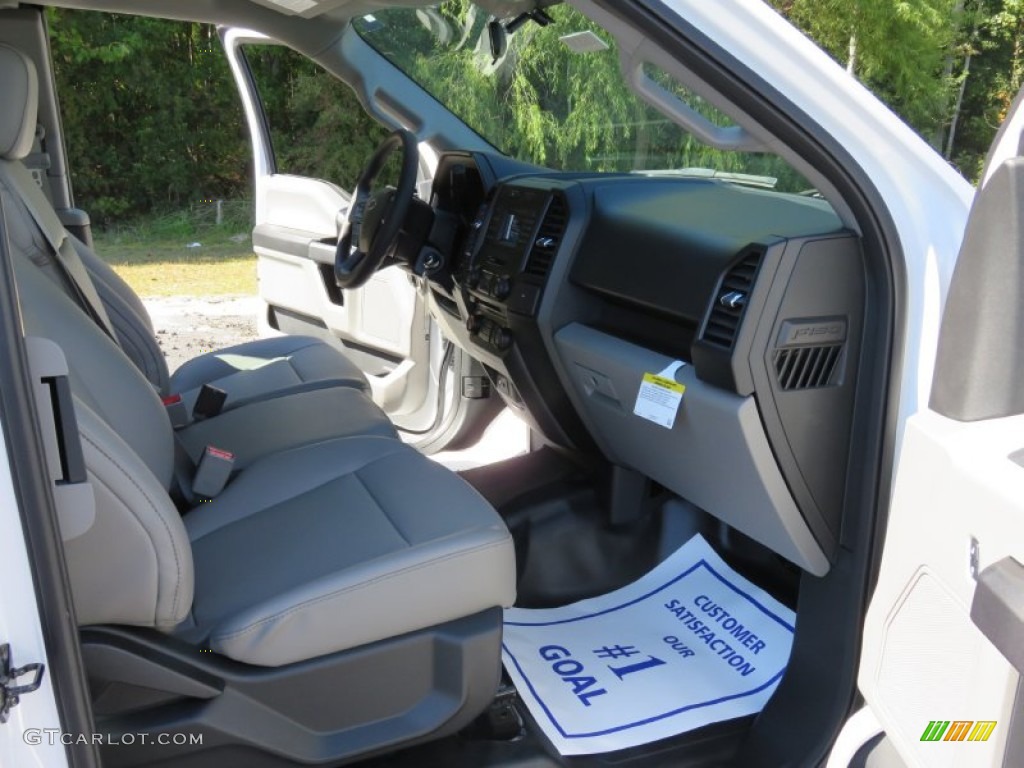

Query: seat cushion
[[175, 386, 397, 471], [181, 436, 516, 666], [170, 335, 370, 412]]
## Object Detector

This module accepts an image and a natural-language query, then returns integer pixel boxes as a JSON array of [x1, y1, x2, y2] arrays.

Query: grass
[[95, 207, 257, 298]]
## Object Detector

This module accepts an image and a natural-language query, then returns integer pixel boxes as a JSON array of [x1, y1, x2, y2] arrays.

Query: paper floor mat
[[501, 534, 796, 756]]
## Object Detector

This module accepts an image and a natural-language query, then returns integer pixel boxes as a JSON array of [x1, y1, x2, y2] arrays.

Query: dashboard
[[421, 150, 867, 578]]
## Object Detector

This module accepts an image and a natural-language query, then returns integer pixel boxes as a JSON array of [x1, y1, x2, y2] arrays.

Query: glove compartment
[[554, 322, 829, 575]]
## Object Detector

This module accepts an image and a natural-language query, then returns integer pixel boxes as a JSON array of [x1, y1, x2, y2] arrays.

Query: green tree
[[771, 0, 959, 145], [48, 10, 250, 221], [357, 3, 808, 188], [942, 0, 1024, 176], [45, 0, 1024, 217], [243, 45, 390, 190]]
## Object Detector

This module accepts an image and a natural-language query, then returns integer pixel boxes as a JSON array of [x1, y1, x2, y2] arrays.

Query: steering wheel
[[334, 129, 419, 289]]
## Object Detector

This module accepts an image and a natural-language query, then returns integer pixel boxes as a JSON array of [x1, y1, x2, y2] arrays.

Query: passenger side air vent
[[772, 317, 848, 390], [523, 193, 568, 280], [774, 345, 843, 390], [700, 248, 764, 349]]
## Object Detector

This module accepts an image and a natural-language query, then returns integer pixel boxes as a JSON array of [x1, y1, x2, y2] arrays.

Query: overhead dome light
[[263, 0, 317, 13], [559, 30, 609, 54]]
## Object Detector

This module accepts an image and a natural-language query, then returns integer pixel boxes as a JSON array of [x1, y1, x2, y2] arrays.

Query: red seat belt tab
[[162, 394, 190, 429], [192, 446, 235, 499]]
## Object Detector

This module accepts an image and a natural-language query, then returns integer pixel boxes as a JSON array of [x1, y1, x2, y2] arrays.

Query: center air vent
[[523, 193, 568, 280], [700, 248, 764, 349]]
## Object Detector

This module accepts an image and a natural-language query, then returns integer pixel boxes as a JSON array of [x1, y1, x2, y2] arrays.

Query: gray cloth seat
[[178, 436, 515, 665], [170, 335, 370, 406], [13, 199, 517, 670], [0, 42, 370, 414], [78, 236, 372, 402], [0, 41, 399, 473], [17, 250, 397, 473], [4, 43, 517, 670]]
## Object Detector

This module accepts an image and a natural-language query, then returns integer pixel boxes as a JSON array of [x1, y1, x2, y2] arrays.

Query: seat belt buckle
[[192, 446, 235, 500], [162, 394, 191, 429], [192, 384, 227, 420]]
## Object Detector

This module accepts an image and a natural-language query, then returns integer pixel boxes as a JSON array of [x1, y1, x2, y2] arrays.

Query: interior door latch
[[0, 643, 45, 724]]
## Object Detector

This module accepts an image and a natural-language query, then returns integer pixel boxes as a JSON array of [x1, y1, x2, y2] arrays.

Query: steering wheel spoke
[[335, 130, 419, 289]]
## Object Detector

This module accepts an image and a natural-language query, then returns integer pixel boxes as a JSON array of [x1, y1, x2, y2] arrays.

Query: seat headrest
[[0, 45, 38, 161]]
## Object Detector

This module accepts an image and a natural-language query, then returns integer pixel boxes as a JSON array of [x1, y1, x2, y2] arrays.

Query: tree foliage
[[771, 0, 957, 131], [356, 3, 809, 188], [48, 10, 249, 220], [769, 0, 1024, 176], [244, 45, 390, 188], [45, 1, 1024, 224]]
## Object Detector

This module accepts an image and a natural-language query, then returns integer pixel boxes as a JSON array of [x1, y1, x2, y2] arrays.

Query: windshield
[[354, 1, 810, 192]]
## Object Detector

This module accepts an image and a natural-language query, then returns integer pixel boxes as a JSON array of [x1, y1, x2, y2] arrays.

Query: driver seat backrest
[[0, 43, 373, 408]]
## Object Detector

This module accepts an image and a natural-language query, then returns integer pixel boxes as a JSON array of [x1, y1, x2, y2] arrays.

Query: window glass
[[355, 2, 814, 193], [243, 44, 390, 190]]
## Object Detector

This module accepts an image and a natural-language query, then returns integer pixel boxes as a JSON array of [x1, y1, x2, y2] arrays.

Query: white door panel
[[0, 421, 67, 768], [856, 86, 1024, 768], [260, 173, 348, 235], [255, 246, 414, 361], [224, 34, 433, 424], [859, 412, 1023, 766], [222, 28, 510, 448], [346, 267, 415, 357]]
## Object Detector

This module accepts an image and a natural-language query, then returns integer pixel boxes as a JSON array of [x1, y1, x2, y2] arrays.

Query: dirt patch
[[143, 295, 260, 374]]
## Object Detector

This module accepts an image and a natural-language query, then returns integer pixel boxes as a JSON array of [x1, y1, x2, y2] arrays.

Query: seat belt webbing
[[0, 161, 119, 343]]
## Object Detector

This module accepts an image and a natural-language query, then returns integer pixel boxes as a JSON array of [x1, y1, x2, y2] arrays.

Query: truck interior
[[0, 1, 901, 766]]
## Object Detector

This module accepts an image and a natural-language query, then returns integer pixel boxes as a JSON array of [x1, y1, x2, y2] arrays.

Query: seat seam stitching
[[81, 431, 186, 621], [84, 469, 163, 622], [212, 537, 510, 641], [188, 444, 410, 542], [285, 341, 322, 382], [353, 470, 409, 545]]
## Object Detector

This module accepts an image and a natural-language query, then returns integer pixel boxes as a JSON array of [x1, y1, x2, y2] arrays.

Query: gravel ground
[[143, 295, 260, 374]]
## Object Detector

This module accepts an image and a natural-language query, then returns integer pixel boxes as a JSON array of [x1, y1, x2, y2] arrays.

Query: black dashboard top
[[567, 177, 842, 325], [430, 153, 842, 325]]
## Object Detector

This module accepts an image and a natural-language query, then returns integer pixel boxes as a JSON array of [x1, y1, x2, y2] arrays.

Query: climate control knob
[[493, 276, 512, 300], [495, 328, 513, 350], [466, 314, 485, 335]]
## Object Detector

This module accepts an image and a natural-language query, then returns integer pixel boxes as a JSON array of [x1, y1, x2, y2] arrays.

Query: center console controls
[[461, 185, 567, 353]]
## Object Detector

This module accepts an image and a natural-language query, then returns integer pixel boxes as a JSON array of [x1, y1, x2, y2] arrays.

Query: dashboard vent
[[774, 344, 843, 390], [524, 194, 568, 280], [701, 249, 763, 349]]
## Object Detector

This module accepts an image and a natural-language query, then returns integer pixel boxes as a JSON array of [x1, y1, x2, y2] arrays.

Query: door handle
[[971, 556, 1024, 673]]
